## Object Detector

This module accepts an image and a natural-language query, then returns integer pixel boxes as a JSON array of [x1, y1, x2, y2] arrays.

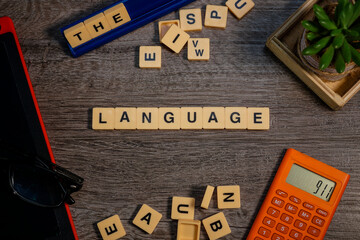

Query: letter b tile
[[202, 212, 231, 240], [97, 214, 126, 240], [171, 196, 195, 220]]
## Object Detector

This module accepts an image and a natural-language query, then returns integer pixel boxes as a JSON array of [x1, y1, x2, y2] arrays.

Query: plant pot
[[298, 29, 356, 81]]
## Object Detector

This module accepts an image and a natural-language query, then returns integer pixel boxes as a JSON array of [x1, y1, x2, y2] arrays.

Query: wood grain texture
[[1, 0, 360, 239]]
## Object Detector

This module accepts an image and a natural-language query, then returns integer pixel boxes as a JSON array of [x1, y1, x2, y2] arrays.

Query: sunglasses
[[1, 145, 83, 208]]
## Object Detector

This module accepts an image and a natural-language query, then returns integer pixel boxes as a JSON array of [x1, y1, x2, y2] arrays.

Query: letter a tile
[[202, 212, 231, 240], [97, 214, 126, 240], [188, 38, 210, 61], [133, 204, 162, 234], [171, 196, 195, 220], [139, 46, 161, 68]]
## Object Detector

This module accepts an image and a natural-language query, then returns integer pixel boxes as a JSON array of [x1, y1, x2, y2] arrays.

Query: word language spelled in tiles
[[96, 185, 240, 239], [139, 1, 255, 68], [92, 107, 270, 130]]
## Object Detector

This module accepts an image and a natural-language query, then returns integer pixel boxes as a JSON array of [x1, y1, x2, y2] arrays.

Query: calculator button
[[285, 203, 298, 214], [280, 213, 293, 224], [289, 196, 301, 204], [258, 227, 271, 238], [308, 226, 321, 237], [276, 189, 288, 198], [304, 237, 315, 240], [312, 216, 325, 227], [267, 207, 280, 218], [298, 209, 311, 220], [276, 223, 289, 234], [289, 230, 303, 240], [271, 233, 284, 240], [271, 197, 285, 208], [316, 208, 328, 217], [294, 219, 307, 231], [303, 202, 315, 210], [263, 217, 276, 228]]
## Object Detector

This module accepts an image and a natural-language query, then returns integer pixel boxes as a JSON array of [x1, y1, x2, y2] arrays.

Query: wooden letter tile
[[104, 3, 131, 29], [158, 20, 180, 40], [201, 185, 215, 209], [63, 22, 92, 48], [132, 204, 162, 234], [177, 219, 201, 240], [247, 107, 270, 130], [92, 108, 115, 130], [225, 107, 247, 129], [159, 108, 181, 130], [139, 46, 162, 69], [204, 5, 228, 29], [188, 38, 210, 61], [171, 196, 195, 220], [203, 107, 225, 129], [136, 108, 159, 129], [97, 215, 126, 240], [226, 0, 255, 20], [217, 185, 241, 209], [84, 13, 112, 38], [161, 24, 190, 53], [115, 108, 136, 129], [180, 107, 203, 129], [179, 9, 202, 31], [202, 212, 231, 240]]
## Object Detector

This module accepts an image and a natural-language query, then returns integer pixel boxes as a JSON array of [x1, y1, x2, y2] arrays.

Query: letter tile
[[132, 204, 162, 234], [158, 20, 180, 40], [63, 22, 92, 48], [171, 196, 195, 220], [159, 108, 181, 130], [97, 214, 126, 240], [92, 108, 115, 130], [84, 13, 112, 38], [225, 107, 247, 129], [217, 185, 241, 209], [203, 107, 225, 129], [115, 108, 137, 129], [161, 24, 190, 53], [188, 38, 210, 61], [139, 46, 162, 69], [177, 219, 201, 240], [104, 3, 131, 29], [179, 9, 202, 31], [136, 108, 159, 129], [202, 212, 231, 240], [180, 107, 203, 129], [226, 0, 255, 20], [204, 5, 228, 29], [247, 107, 270, 130], [201, 185, 215, 209]]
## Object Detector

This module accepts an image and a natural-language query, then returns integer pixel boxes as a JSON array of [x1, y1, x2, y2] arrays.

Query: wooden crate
[[266, 0, 360, 110]]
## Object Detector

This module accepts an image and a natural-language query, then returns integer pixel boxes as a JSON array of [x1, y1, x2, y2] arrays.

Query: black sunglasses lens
[[11, 164, 66, 206]]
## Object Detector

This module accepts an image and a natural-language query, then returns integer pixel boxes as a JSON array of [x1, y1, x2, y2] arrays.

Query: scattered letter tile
[[217, 185, 241, 209], [133, 204, 162, 234], [188, 38, 210, 61], [202, 212, 231, 240], [226, 0, 255, 20], [201, 185, 215, 209], [171, 196, 195, 220], [97, 215, 126, 240], [139, 46, 162, 69], [158, 20, 180, 40], [161, 24, 190, 53], [177, 219, 201, 240], [204, 5, 228, 29], [179, 9, 202, 31]]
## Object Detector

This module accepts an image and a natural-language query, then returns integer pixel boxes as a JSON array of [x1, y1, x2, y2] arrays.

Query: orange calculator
[[247, 148, 350, 240]]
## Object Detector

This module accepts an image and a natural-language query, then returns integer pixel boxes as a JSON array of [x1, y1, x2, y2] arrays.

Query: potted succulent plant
[[299, 0, 360, 81]]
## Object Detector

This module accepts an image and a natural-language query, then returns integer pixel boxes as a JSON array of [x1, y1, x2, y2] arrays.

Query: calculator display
[[286, 164, 336, 201]]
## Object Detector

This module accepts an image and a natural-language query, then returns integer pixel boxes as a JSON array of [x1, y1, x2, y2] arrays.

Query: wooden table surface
[[2, 0, 360, 239]]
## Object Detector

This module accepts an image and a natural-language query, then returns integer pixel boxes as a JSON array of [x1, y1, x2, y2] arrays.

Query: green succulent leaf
[[349, 0, 360, 27], [319, 19, 338, 30], [302, 46, 320, 55], [330, 29, 342, 36], [301, 20, 321, 32], [319, 45, 335, 70], [313, 36, 332, 49], [340, 1, 354, 29], [350, 45, 360, 66], [335, 51, 346, 73], [341, 40, 352, 63], [333, 33, 345, 49], [306, 32, 321, 41], [335, 0, 347, 25], [313, 4, 330, 21]]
